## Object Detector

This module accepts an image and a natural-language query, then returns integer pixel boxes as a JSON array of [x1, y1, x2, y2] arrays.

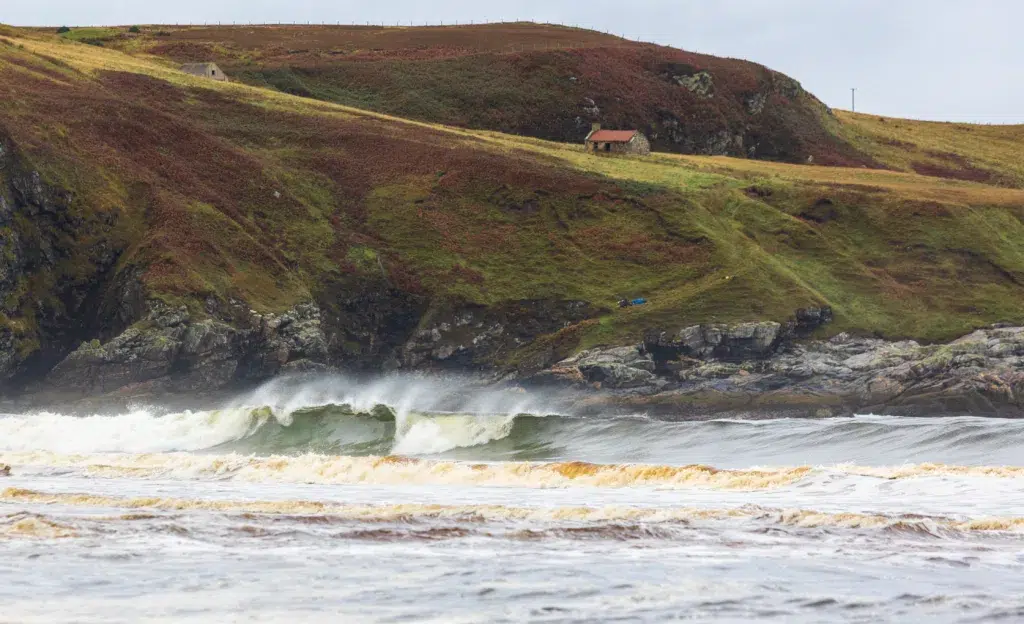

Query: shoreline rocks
[[6, 290, 1024, 418], [38, 300, 331, 399], [530, 324, 1024, 418]]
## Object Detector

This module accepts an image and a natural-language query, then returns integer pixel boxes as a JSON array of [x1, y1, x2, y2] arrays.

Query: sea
[[1, 375, 1023, 623]]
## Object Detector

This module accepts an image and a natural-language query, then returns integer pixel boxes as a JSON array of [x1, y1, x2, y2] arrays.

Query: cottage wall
[[584, 132, 651, 156], [629, 133, 652, 156], [181, 63, 228, 82]]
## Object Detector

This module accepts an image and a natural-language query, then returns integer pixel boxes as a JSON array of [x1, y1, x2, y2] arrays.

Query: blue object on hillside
[[631, 298, 648, 306]]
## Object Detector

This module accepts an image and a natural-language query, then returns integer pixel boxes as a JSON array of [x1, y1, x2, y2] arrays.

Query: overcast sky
[[4, 0, 1021, 123]]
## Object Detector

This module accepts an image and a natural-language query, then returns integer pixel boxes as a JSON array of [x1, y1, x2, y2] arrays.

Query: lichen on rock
[[672, 71, 714, 99]]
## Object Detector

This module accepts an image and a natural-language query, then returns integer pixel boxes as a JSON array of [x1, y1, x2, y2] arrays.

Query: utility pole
[[851, 88, 857, 113]]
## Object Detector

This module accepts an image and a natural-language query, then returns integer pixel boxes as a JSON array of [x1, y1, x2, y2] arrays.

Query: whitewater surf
[[2, 374, 1024, 622]]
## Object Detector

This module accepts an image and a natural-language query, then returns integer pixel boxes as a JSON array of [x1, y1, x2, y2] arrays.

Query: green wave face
[[206, 404, 565, 459], [210, 404, 398, 456], [6, 371, 1024, 465], [202, 405, 1024, 468]]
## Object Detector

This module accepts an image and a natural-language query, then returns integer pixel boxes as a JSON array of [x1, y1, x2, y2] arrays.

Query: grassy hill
[[47, 23, 877, 167], [65, 22, 1024, 188], [837, 111, 1024, 187], [1, 25, 1024, 383]]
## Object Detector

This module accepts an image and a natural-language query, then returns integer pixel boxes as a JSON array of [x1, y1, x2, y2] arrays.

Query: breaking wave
[[0, 407, 542, 457], [0, 375, 552, 457], [4, 375, 1024, 466]]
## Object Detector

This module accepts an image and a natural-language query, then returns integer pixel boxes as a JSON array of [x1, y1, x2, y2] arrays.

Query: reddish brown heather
[[0, 53, 640, 309], [122, 24, 880, 167]]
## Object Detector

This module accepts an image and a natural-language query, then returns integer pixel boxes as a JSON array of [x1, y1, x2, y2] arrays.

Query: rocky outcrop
[[402, 300, 604, 371], [42, 301, 330, 398], [26, 294, 607, 401], [314, 275, 426, 370], [536, 345, 662, 390], [670, 71, 715, 99], [644, 322, 784, 364], [531, 323, 1024, 418], [655, 116, 745, 157], [643, 307, 833, 366]]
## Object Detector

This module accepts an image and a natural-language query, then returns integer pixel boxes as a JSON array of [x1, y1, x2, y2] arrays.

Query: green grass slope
[[1, 30, 1023, 379], [837, 111, 1024, 188]]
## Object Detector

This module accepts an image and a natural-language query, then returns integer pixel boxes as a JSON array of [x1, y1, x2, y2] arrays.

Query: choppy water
[[2, 375, 1023, 623]]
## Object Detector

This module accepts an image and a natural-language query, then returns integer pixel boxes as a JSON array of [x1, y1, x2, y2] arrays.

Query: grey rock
[[673, 71, 714, 98], [646, 321, 783, 362], [539, 319, 1024, 418], [745, 91, 768, 115], [402, 299, 604, 371], [281, 359, 331, 375], [580, 362, 657, 389]]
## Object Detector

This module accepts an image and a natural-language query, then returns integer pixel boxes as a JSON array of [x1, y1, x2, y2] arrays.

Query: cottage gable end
[[180, 62, 228, 82]]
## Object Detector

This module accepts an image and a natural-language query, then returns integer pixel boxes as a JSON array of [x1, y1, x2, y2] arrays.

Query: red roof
[[588, 130, 638, 143]]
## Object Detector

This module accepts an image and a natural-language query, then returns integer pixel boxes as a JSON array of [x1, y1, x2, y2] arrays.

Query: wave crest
[[0, 402, 541, 457]]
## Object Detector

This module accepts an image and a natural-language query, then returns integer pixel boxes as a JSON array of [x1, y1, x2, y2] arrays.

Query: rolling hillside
[[49, 23, 877, 167], [73, 22, 1024, 188], [1, 24, 1024, 395]]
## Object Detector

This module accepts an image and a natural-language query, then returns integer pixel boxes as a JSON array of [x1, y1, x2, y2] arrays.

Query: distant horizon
[[3, 0, 1021, 124]]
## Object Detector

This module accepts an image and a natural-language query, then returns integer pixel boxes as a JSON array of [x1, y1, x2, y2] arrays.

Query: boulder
[[645, 321, 783, 363], [534, 345, 659, 390]]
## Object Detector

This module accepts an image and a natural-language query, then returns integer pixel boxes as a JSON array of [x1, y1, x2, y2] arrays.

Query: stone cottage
[[584, 124, 651, 155], [180, 62, 228, 82]]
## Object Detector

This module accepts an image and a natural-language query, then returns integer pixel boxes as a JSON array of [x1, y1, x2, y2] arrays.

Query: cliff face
[[0, 132, 130, 389]]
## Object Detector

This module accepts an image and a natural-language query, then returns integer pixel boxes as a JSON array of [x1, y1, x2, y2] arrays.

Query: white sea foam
[[0, 407, 273, 454], [0, 374, 553, 456], [4, 487, 1024, 534], [392, 412, 518, 455]]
